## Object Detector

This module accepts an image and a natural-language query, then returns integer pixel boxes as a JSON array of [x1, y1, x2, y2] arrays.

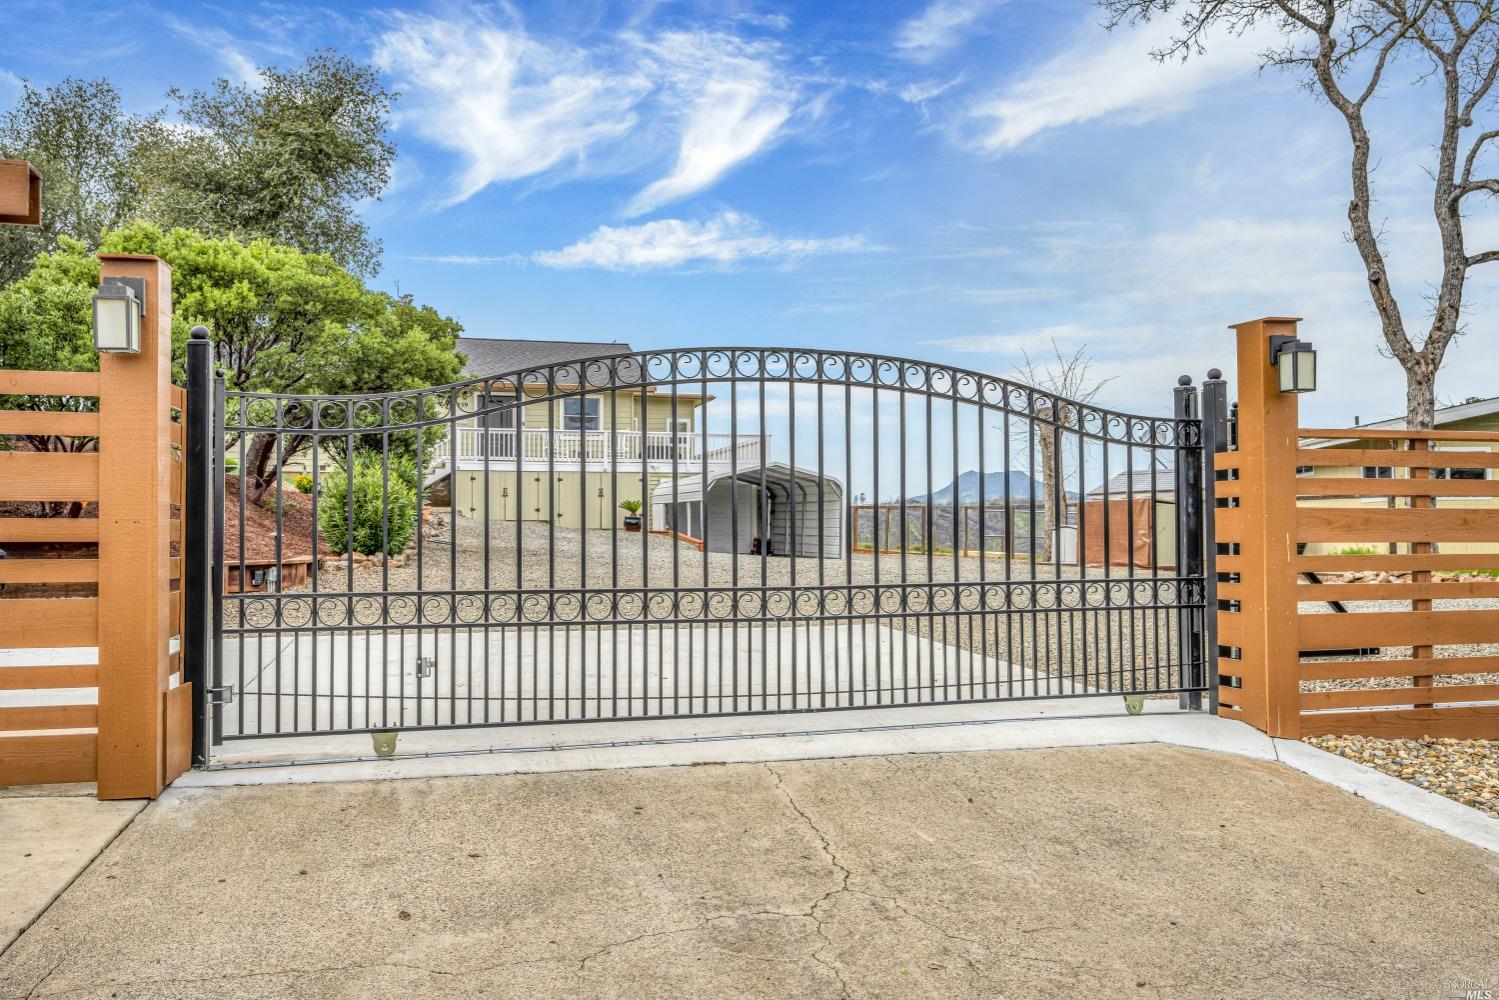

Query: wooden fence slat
[[1214, 507, 1243, 539], [0, 597, 97, 647], [1299, 610, 1499, 649], [0, 664, 98, 690], [1213, 453, 1241, 470], [0, 732, 96, 785], [1301, 683, 1499, 711], [0, 558, 99, 584], [1297, 506, 1499, 542], [1301, 655, 1499, 681], [1294, 581, 1499, 602], [1295, 477, 1499, 498], [1300, 706, 1499, 740], [0, 370, 99, 397], [0, 517, 98, 543], [0, 452, 99, 501], [1300, 427, 1499, 442], [1216, 612, 1242, 647], [0, 410, 99, 436], [0, 704, 98, 732], [1295, 448, 1499, 469], [1297, 553, 1499, 574]]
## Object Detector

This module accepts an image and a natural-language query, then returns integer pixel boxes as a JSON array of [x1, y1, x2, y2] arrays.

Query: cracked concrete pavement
[[2, 744, 1497, 999]]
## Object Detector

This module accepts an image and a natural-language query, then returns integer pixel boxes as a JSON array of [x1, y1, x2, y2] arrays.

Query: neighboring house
[[430, 337, 842, 550], [1082, 467, 1176, 569], [1300, 395, 1499, 556]]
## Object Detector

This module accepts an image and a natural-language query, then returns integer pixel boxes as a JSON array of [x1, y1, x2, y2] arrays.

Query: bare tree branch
[[1099, 0, 1499, 427]]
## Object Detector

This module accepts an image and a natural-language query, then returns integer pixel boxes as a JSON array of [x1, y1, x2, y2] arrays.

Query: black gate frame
[[181, 345, 1220, 766]]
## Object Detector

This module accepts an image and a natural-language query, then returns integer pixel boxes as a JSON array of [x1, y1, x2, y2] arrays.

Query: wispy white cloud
[[374, 13, 806, 215], [534, 210, 866, 271], [895, 0, 1001, 63], [162, 16, 262, 86], [406, 254, 522, 265], [966, 16, 1270, 154], [623, 31, 797, 216], [374, 11, 649, 206]]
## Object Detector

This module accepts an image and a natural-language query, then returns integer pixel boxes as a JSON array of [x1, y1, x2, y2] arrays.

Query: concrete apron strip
[[0, 796, 144, 954], [172, 698, 1499, 859]]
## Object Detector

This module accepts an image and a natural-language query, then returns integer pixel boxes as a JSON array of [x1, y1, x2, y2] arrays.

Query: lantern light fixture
[[1269, 335, 1316, 394], [92, 277, 145, 354]]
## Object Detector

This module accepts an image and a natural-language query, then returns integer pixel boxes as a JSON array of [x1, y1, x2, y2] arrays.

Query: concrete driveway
[[1, 745, 1496, 999]]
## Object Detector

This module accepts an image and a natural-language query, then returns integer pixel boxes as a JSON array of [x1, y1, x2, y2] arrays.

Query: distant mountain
[[909, 470, 1057, 504]]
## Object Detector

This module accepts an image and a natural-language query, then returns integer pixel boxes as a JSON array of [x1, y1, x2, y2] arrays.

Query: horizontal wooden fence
[[1215, 317, 1499, 740], [0, 253, 192, 797]]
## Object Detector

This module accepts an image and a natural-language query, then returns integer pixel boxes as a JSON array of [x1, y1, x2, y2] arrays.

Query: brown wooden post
[[1231, 317, 1303, 739], [95, 254, 174, 799]]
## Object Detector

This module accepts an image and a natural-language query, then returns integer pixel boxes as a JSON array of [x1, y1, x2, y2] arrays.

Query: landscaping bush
[[292, 474, 314, 494], [317, 457, 416, 556]]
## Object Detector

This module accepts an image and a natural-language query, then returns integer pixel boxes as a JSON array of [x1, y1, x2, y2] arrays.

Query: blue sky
[[3, 0, 1496, 425]]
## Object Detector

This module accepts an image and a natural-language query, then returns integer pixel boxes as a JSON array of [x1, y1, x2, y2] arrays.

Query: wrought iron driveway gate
[[184, 346, 1212, 760]]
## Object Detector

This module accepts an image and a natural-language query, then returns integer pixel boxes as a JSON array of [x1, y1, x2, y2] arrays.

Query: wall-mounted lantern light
[[93, 277, 145, 354], [1269, 335, 1316, 393]]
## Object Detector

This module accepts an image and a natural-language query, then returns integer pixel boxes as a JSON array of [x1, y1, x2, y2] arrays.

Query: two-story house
[[428, 338, 841, 554]]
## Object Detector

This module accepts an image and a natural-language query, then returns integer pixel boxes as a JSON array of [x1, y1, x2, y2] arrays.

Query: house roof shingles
[[456, 338, 633, 379]]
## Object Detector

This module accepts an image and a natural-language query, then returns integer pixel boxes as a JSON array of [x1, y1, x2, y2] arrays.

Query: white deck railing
[[430, 428, 764, 470]]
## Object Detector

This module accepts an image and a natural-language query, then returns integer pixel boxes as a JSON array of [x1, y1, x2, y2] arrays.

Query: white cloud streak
[[895, 0, 1000, 63], [623, 31, 796, 217], [534, 211, 865, 271], [967, 17, 1271, 154], [374, 13, 648, 206], [374, 13, 804, 214]]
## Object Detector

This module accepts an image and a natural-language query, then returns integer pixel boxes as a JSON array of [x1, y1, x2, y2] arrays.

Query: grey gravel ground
[[274, 518, 1185, 694]]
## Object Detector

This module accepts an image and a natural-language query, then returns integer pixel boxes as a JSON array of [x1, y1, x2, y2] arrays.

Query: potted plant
[[619, 499, 644, 532]]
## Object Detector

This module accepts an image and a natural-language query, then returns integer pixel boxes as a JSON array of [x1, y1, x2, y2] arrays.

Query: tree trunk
[[1038, 406, 1057, 563], [1406, 363, 1437, 431]]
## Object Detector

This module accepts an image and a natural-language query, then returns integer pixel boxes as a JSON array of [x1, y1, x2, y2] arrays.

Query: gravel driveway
[[269, 519, 1189, 695]]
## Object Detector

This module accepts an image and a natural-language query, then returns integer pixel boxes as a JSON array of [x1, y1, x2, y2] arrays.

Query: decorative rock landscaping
[[1304, 734, 1499, 819]]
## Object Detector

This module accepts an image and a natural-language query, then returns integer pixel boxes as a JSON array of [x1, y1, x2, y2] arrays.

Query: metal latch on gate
[[208, 685, 236, 706], [416, 656, 435, 679]]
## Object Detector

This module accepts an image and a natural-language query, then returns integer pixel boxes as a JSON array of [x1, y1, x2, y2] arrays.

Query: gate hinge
[[208, 685, 236, 706]]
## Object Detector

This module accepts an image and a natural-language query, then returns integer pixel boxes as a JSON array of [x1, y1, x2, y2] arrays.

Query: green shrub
[[292, 474, 314, 494], [1333, 546, 1377, 556], [318, 457, 417, 556]]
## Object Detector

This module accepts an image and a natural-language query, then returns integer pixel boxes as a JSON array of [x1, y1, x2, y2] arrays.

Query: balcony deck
[[430, 427, 764, 473]]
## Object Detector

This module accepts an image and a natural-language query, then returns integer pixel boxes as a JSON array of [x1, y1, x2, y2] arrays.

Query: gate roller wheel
[[372, 731, 399, 757], [1123, 695, 1144, 716]]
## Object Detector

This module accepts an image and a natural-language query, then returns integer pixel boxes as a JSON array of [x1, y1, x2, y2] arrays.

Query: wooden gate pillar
[[95, 253, 177, 799], [1229, 317, 1302, 739]]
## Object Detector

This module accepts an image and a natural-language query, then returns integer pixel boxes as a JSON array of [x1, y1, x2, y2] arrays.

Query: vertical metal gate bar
[[183, 327, 213, 765]]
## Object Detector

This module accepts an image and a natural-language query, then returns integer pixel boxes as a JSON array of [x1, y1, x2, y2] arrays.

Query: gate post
[[1173, 376, 1205, 710], [183, 326, 213, 766], [95, 254, 175, 799], [1227, 318, 1302, 739], [1200, 369, 1230, 715]]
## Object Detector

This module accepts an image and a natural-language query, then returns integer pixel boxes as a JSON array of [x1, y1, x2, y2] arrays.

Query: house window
[[1431, 447, 1489, 480], [1362, 466, 1393, 479], [563, 397, 600, 430], [479, 394, 515, 430]]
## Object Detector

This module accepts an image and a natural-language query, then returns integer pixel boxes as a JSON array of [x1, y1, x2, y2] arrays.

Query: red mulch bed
[[222, 475, 330, 564]]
